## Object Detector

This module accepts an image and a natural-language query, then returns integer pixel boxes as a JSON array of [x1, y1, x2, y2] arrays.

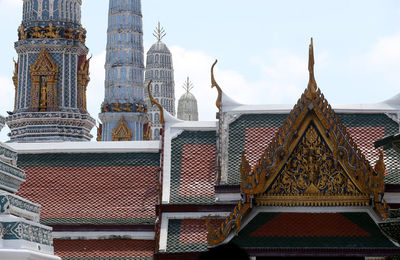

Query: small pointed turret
[[177, 77, 199, 121]]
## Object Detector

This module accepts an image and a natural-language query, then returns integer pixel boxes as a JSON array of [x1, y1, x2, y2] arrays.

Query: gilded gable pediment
[[112, 116, 133, 141], [207, 39, 388, 247]]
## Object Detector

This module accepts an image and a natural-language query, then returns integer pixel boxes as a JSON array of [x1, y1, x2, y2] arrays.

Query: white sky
[[0, 0, 400, 141]]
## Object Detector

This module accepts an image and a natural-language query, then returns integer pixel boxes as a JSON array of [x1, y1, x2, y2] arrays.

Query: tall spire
[[153, 22, 166, 42], [99, 0, 147, 141], [144, 22, 175, 140]]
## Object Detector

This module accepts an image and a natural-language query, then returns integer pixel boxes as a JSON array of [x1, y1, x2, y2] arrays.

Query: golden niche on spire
[[153, 22, 166, 42], [29, 48, 59, 112], [112, 116, 133, 141]]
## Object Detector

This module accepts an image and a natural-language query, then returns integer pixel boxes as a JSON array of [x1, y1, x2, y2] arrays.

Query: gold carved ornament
[[147, 80, 164, 125], [206, 194, 251, 246], [12, 59, 18, 110], [29, 48, 59, 112], [207, 38, 388, 247], [211, 60, 222, 111], [112, 116, 133, 141], [143, 121, 152, 141], [18, 23, 86, 44], [211, 60, 223, 184], [77, 55, 91, 112]]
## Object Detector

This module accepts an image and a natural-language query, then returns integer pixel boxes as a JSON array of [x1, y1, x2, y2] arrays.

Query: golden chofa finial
[[211, 60, 222, 110], [183, 77, 194, 94], [153, 21, 166, 42], [147, 80, 164, 124], [307, 38, 318, 95]]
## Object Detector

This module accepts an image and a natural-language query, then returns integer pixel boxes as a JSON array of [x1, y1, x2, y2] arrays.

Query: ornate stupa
[[144, 22, 175, 140], [99, 0, 148, 141], [6, 0, 95, 143], [177, 77, 198, 121]]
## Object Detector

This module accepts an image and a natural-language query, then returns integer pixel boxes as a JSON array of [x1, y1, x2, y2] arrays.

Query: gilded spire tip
[[307, 37, 317, 94]]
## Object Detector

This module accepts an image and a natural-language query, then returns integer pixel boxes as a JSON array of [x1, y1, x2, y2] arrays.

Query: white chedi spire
[[144, 22, 176, 140], [177, 77, 198, 121]]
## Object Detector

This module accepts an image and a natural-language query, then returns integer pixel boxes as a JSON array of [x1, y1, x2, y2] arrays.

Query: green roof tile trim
[[41, 218, 156, 226], [380, 221, 400, 244], [166, 219, 208, 253], [231, 212, 397, 249], [227, 113, 400, 184], [170, 131, 217, 204], [17, 153, 161, 168]]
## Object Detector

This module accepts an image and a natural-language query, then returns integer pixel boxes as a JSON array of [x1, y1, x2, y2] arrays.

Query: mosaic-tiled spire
[[99, 0, 147, 141], [144, 22, 175, 140], [6, 0, 95, 143]]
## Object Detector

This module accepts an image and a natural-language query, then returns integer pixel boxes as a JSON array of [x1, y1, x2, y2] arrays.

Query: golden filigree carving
[[147, 80, 164, 124], [112, 116, 133, 141], [77, 55, 91, 112], [268, 125, 359, 196], [30, 48, 59, 112], [211, 60, 222, 111], [18, 23, 86, 44], [12, 59, 18, 110]]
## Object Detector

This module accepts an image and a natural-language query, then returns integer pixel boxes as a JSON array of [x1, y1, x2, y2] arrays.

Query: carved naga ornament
[[207, 38, 388, 247], [147, 80, 164, 125], [211, 60, 222, 111]]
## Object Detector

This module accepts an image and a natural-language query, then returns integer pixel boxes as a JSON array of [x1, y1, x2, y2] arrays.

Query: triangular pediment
[[112, 116, 133, 141], [207, 39, 387, 247], [254, 119, 368, 207], [30, 48, 58, 75]]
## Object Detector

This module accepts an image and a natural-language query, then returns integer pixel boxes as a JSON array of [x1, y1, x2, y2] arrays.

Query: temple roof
[[15, 150, 160, 226], [206, 39, 391, 249], [54, 239, 154, 260]]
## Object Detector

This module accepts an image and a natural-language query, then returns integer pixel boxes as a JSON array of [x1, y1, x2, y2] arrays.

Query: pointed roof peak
[[307, 37, 318, 95], [153, 21, 166, 42]]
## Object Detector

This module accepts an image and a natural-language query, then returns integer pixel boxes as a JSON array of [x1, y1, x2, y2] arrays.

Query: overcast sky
[[0, 0, 400, 141]]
